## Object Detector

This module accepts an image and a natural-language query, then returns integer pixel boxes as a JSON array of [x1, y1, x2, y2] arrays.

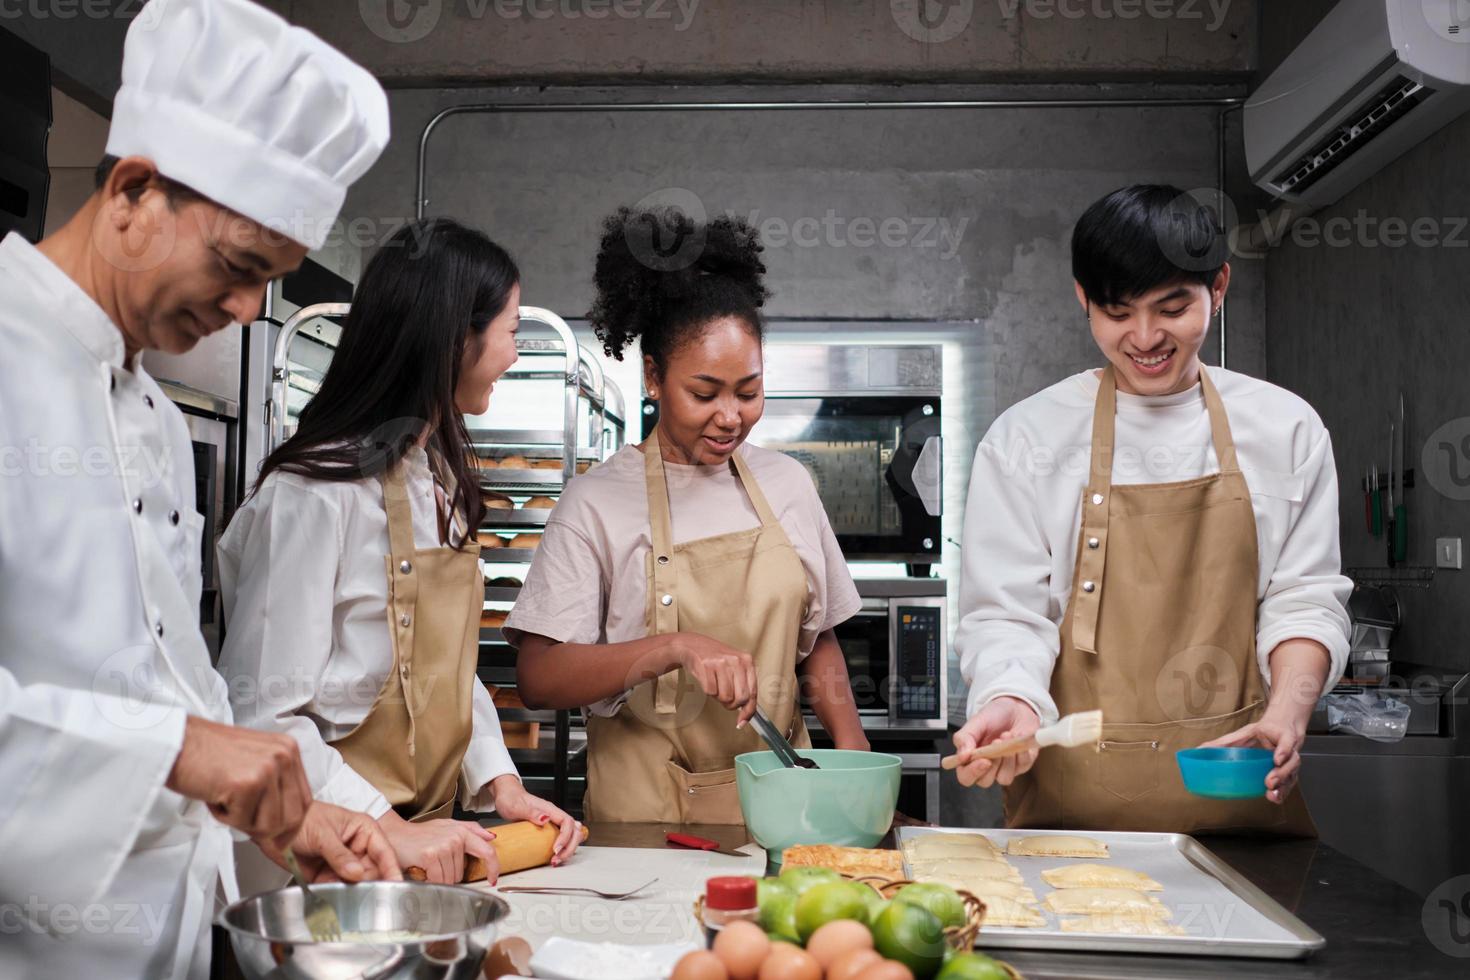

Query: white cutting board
[[470, 845, 765, 950]]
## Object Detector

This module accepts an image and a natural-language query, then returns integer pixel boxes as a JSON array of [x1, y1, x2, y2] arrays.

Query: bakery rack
[[477, 307, 626, 812]]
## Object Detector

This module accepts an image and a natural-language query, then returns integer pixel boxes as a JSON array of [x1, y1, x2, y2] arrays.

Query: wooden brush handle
[[940, 733, 1039, 770]]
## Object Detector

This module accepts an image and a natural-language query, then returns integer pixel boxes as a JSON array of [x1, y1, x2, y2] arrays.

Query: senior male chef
[[0, 1, 398, 977]]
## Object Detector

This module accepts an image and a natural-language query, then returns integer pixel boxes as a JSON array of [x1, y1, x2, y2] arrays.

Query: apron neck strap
[[378, 463, 418, 560], [1088, 363, 1241, 497], [643, 429, 781, 556]]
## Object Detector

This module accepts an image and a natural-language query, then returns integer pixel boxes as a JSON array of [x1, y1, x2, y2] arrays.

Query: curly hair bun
[[589, 206, 769, 366]]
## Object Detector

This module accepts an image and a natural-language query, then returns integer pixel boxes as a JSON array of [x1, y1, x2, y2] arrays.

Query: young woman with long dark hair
[[218, 218, 580, 888]]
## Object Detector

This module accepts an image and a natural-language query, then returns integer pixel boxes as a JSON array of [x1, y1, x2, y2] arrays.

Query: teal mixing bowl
[[1176, 747, 1274, 799], [735, 750, 901, 860]]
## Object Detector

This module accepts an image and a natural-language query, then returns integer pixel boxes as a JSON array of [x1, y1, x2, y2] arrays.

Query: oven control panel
[[893, 602, 945, 723]]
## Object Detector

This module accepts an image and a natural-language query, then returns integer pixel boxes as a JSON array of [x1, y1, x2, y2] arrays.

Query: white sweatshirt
[[956, 367, 1352, 726]]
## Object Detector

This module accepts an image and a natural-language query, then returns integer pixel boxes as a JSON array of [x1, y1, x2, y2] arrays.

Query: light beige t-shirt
[[504, 441, 861, 717]]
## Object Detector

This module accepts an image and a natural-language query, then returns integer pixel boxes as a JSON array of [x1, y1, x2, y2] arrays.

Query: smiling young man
[[950, 185, 1351, 836]]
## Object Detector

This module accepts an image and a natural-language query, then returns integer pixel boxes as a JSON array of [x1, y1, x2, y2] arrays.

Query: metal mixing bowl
[[218, 881, 510, 980]]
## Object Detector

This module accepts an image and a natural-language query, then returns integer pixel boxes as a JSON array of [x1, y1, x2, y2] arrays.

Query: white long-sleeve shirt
[[956, 367, 1352, 726], [217, 447, 517, 818], [0, 233, 234, 980]]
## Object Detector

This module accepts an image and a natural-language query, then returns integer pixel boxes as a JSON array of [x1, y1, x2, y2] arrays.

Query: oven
[[834, 581, 949, 731]]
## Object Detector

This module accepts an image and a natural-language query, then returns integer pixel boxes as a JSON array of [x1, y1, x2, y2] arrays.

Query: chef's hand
[[951, 696, 1043, 789], [167, 715, 313, 849], [259, 802, 403, 883], [487, 774, 583, 866], [675, 633, 759, 726], [1202, 710, 1306, 805], [378, 810, 498, 884]]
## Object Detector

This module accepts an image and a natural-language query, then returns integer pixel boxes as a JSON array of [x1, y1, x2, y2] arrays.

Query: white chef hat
[[105, 0, 390, 251]]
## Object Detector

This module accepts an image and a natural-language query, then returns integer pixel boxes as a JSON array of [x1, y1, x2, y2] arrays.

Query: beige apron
[[584, 430, 812, 824], [330, 463, 482, 822], [1006, 366, 1315, 837]]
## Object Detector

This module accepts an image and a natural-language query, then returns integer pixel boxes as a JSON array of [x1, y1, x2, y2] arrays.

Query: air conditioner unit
[[1246, 0, 1470, 208]]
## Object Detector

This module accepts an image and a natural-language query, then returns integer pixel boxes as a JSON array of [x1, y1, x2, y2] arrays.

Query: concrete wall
[[290, 0, 1255, 86], [1264, 111, 1470, 675]]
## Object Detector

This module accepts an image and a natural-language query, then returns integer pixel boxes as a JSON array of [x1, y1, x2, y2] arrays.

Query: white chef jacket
[[216, 447, 518, 823], [957, 367, 1353, 726], [0, 233, 236, 980]]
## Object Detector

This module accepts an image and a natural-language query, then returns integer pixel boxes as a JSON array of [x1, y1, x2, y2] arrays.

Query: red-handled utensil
[[665, 832, 748, 858]]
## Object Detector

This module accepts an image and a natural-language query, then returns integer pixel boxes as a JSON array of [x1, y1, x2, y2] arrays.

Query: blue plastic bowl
[[1176, 747, 1274, 799]]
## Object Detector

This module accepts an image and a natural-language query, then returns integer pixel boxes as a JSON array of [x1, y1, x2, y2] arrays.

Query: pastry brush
[[941, 710, 1104, 771]]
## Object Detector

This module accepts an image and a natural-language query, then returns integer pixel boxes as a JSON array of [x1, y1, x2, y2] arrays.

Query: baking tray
[[895, 827, 1324, 960]]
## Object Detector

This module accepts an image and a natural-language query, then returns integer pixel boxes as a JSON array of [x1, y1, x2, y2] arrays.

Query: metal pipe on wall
[[415, 95, 1245, 366]]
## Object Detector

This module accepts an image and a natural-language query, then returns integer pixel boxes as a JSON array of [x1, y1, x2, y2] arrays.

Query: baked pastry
[[905, 833, 1001, 858], [497, 454, 530, 470], [478, 534, 508, 549], [531, 459, 563, 470], [521, 496, 557, 510], [976, 899, 1046, 929], [507, 533, 540, 550], [481, 491, 515, 510], [474, 456, 499, 470], [909, 858, 1021, 883], [780, 845, 905, 883], [920, 876, 1037, 905], [479, 610, 508, 629], [1043, 888, 1170, 919], [1007, 835, 1109, 859], [1059, 915, 1185, 936], [1041, 864, 1162, 892]]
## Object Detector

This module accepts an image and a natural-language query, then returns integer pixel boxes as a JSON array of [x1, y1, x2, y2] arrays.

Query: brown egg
[[711, 921, 770, 980], [481, 936, 533, 978], [671, 949, 730, 980], [852, 960, 915, 980], [757, 943, 820, 980], [827, 949, 884, 980], [804, 919, 874, 969]]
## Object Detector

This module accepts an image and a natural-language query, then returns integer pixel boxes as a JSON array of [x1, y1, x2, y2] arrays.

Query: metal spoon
[[750, 709, 819, 769]]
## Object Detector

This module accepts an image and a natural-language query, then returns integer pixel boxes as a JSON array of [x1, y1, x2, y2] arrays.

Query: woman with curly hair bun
[[507, 207, 869, 824]]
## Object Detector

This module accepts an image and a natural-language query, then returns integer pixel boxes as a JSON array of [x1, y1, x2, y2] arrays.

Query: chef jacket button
[[400, 613, 412, 627], [109, 375, 116, 392], [1082, 581, 1096, 594], [143, 395, 154, 409], [657, 555, 670, 565], [132, 499, 143, 514], [1088, 537, 1100, 549], [400, 560, 412, 574], [155, 621, 165, 637], [400, 665, 409, 678], [660, 594, 674, 607], [170, 510, 180, 526], [1091, 493, 1104, 506]]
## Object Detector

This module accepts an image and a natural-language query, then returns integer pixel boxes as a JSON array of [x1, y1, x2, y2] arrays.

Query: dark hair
[[1071, 184, 1228, 309], [94, 154, 202, 207], [253, 218, 520, 538], [588, 206, 769, 373]]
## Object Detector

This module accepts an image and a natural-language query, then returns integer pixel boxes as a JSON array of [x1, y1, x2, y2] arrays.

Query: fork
[[496, 877, 659, 900], [282, 847, 342, 942]]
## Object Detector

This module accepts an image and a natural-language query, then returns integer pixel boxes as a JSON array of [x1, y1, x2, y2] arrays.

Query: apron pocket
[[665, 761, 743, 825], [1096, 738, 1162, 803]]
